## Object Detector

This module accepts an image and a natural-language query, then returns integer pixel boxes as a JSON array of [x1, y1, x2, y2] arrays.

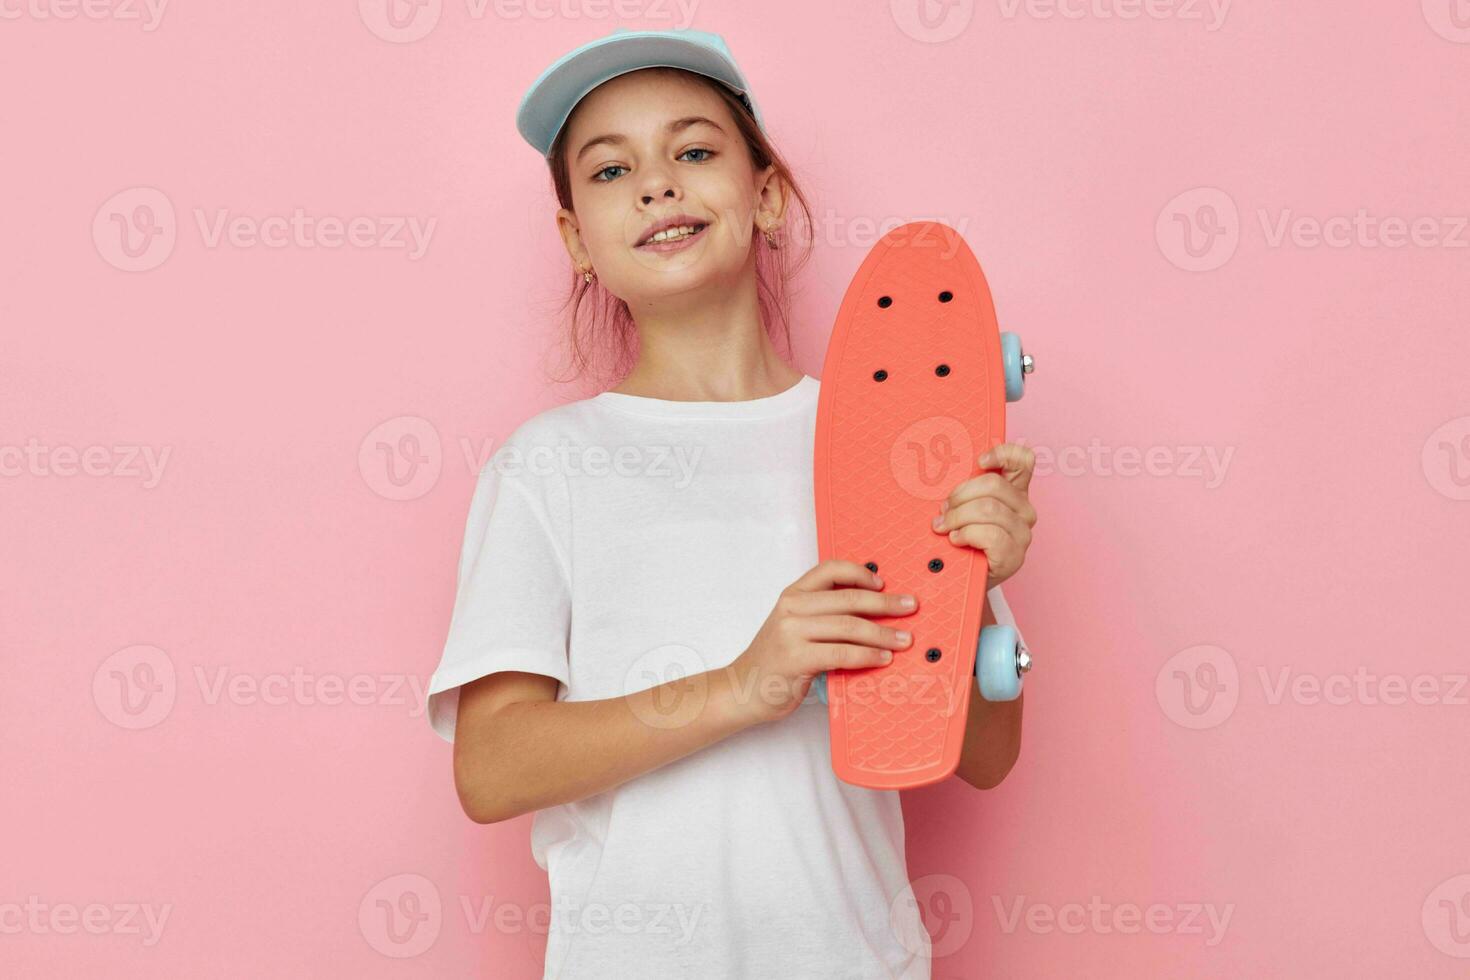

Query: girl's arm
[[954, 600, 1024, 789], [453, 667, 754, 824], [453, 560, 908, 823]]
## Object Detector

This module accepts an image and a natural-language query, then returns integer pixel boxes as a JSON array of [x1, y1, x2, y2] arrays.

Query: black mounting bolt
[[877, 296, 893, 308], [873, 369, 888, 382], [928, 558, 944, 573], [935, 364, 950, 377], [926, 648, 942, 662], [864, 562, 878, 573], [938, 291, 953, 303]]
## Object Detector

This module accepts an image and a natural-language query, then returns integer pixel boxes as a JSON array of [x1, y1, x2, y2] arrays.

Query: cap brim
[[516, 30, 761, 160]]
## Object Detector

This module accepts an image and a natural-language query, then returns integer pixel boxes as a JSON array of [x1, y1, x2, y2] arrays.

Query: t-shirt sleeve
[[426, 458, 572, 743], [985, 584, 1030, 660]]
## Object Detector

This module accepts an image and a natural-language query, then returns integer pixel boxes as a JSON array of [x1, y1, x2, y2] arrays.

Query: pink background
[[4, 2, 1469, 977]]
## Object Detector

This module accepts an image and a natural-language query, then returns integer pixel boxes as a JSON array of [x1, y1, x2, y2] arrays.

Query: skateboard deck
[[814, 220, 1006, 790]]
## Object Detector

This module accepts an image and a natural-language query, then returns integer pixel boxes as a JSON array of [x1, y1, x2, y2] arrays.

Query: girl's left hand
[[930, 443, 1038, 590]]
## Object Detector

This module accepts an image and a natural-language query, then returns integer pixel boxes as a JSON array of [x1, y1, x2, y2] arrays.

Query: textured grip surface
[[814, 221, 1006, 790]]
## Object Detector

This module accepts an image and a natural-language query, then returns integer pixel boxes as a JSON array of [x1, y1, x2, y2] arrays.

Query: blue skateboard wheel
[[1001, 332, 1027, 403], [976, 624, 1024, 701]]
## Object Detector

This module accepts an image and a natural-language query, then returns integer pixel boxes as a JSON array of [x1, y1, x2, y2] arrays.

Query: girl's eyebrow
[[575, 116, 725, 164]]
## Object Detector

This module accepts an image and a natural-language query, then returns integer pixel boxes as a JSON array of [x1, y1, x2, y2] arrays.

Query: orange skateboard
[[812, 221, 1034, 790]]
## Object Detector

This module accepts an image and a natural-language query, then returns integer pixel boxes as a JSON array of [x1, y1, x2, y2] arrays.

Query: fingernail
[[895, 630, 911, 644], [873, 573, 884, 587], [931, 515, 944, 530], [899, 595, 916, 609], [881, 650, 893, 662]]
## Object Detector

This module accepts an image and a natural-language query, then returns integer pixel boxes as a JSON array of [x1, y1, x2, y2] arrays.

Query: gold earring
[[763, 226, 780, 250], [582, 267, 596, 284]]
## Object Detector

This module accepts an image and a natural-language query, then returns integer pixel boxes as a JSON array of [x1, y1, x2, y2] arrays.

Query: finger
[[948, 522, 1023, 580], [939, 472, 1036, 528], [792, 559, 883, 593], [811, 643, 894, 672], [937, 496, 1034, 549], [976, 442, 1037, 493], [787, 587, 918, 619], [799, 614, 913, 651]]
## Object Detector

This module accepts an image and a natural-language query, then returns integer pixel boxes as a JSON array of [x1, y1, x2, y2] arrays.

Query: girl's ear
[[555, 207, 590, 270], [754, 164, 788, 230]]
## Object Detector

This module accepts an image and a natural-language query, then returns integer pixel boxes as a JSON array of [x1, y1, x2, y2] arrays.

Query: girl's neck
[[613, 272, 800, 401]]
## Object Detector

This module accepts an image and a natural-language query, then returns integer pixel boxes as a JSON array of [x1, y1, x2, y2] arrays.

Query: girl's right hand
[[726, 560, 918, 727]]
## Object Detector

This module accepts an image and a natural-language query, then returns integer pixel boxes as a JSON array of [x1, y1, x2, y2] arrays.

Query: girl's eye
[[591, 148, 715, 182]]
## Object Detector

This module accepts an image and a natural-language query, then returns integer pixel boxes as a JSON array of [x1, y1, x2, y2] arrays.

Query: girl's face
[[556, 68, 782, 303]]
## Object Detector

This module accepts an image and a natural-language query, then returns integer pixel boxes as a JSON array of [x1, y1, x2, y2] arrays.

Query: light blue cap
[[516, 27, 765, 160]]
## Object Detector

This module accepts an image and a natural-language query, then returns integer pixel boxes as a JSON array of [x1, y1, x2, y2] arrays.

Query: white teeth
[[645, 224, 702, 244]]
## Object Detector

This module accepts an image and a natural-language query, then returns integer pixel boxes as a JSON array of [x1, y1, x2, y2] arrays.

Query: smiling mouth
[[637, 223, 709, 248]]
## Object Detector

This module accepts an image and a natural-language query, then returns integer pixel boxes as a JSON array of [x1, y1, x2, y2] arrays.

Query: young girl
[[427, 27, 1037, 980]]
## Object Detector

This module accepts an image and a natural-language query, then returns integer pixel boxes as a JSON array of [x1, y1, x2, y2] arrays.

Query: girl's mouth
[[636, 223, 709, 253]]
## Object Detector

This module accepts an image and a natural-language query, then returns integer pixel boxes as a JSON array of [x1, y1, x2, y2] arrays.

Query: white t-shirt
[[426, 373, 1027, 980]]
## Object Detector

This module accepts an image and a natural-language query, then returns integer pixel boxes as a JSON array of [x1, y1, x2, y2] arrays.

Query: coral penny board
[[814, 221, 1006, 790]]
